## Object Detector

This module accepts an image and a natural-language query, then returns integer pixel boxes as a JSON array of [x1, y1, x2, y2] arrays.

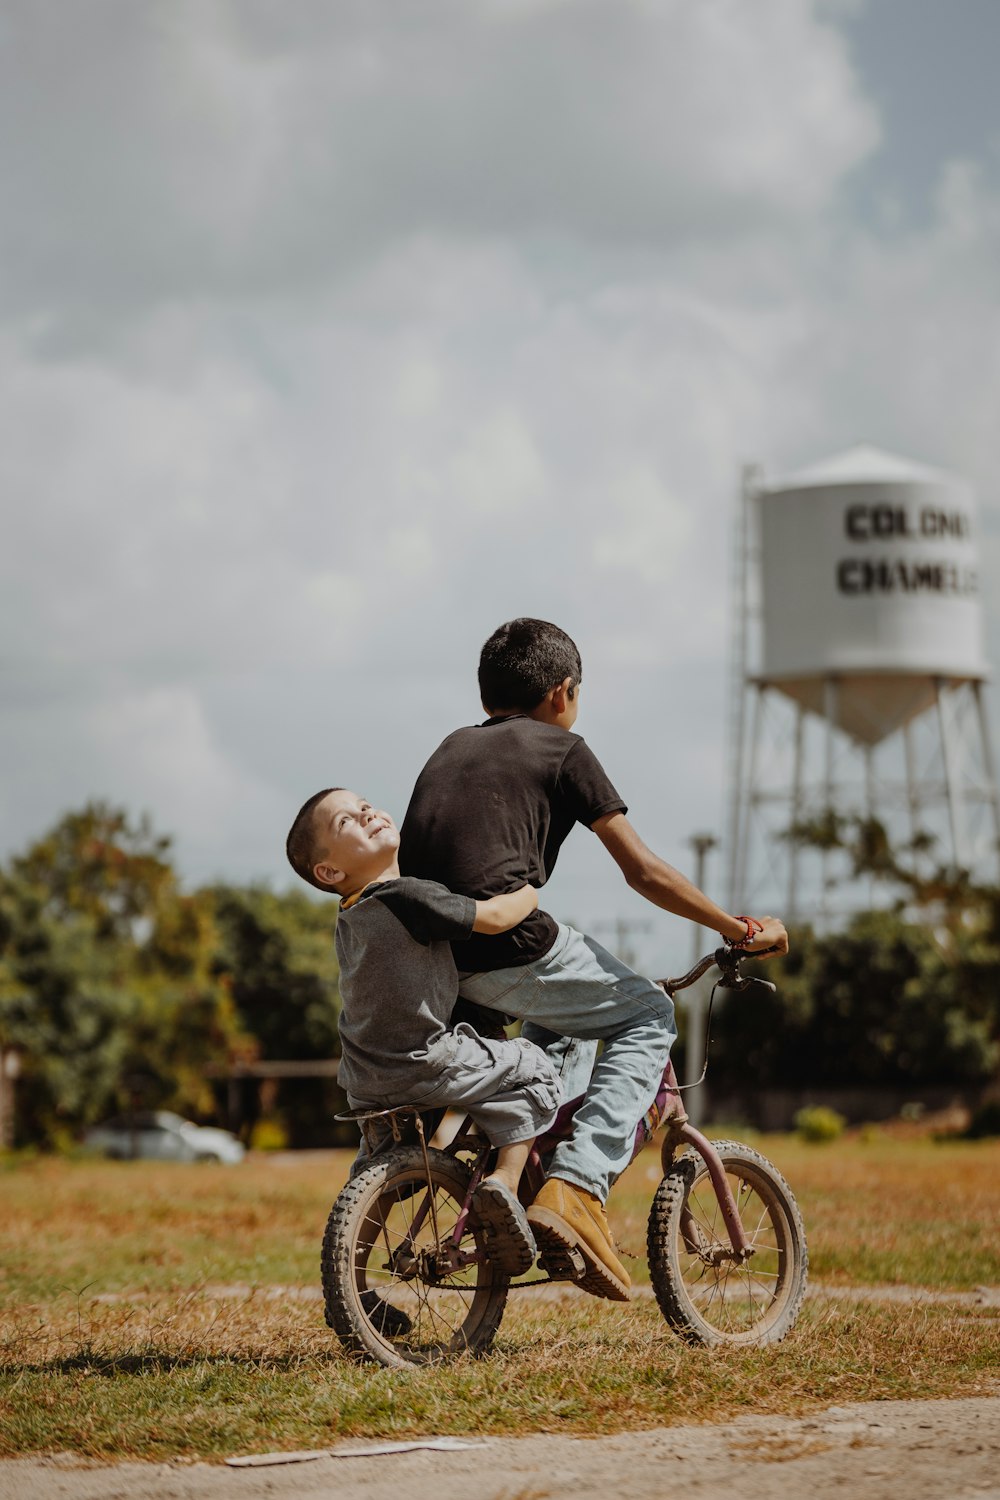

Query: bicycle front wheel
[[647, 1140, 808, 1346], [321, 1146, 510, 1369]]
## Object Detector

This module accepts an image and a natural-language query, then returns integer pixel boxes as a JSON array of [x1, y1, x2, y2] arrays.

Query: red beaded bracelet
[[723, 916, 763, 949]]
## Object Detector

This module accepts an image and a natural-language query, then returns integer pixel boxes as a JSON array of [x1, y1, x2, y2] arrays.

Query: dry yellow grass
[[608, 1132, 1000, 1288], [1, 1290, 998, 1461], [1, 1132, 998, 1461]]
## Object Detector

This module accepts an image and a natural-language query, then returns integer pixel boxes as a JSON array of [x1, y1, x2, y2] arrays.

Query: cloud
[[0, 676, 285, 882], [800, 153, 1000, 497], [3, 0, 1000, 929], [0, 0, 877, 334], [593, 466, 692, 584]]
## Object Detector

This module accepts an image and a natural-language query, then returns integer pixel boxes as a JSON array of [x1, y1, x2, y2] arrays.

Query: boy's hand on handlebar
[[745, 917, 788, 955]]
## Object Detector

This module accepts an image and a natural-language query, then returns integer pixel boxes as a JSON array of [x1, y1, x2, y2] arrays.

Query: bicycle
[[321, 944, 808, 1368]]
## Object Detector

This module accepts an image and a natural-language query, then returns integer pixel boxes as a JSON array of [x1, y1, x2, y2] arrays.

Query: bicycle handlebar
[[658, 947, 777, 997]]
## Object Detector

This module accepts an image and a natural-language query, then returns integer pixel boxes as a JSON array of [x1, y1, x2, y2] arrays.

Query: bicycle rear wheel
[[321, 1146, 510, 1369], [647, 1140, 807, 1346]]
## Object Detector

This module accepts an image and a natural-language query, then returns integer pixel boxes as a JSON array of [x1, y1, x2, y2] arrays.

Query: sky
[[3, 0, 1000, 969]]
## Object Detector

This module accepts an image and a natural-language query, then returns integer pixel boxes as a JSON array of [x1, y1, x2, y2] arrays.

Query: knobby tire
[[321, 1146, 510, 1369], [646, 1139, 808, 1346]]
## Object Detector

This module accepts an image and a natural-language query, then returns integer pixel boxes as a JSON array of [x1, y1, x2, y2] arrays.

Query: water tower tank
[[757, 444, 986, 744]]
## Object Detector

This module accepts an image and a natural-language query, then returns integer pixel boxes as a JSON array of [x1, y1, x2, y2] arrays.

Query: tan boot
[[527, 1178, 631, 1302]]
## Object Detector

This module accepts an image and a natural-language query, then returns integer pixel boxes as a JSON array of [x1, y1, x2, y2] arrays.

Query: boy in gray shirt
[[285, 786, 562, 1276]]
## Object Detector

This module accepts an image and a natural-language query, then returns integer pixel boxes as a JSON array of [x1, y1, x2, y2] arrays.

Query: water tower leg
[[903, 718, 921, 874], [935, 678, 965, 870], [787, 703, 805, 923], [971, 680, 1000, 883], [734, 683, 764, 906], [726, 682, 747, 914], [822, 677, 839, 923], [864, 745, 876, 908], [725, 470, 755, 913]]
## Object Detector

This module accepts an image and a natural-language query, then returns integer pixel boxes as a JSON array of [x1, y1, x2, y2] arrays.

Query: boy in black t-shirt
[[285, 787, 562, 1277], [400, 617, 788, 1303]]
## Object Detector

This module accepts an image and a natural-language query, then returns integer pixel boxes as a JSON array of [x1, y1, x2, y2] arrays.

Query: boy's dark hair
[[286, 788, 343, 893], [478, 618, 582, 712]]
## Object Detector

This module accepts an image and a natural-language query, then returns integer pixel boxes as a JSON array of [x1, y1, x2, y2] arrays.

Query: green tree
[[0, 804, 246, 1147], [785, 811, 989, 928], [209, 885, 340, 1059], [11, 803, 174, 941], [208, 885, 342, 1146], [710, 812, 999, 1096], [708, 908, 1000, 1093], [0, 866, 132, 1142]]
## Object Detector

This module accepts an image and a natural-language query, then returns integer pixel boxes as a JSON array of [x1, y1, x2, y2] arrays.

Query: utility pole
[[685, 833, 718, 1127], [0, 1045, 21, 1151]]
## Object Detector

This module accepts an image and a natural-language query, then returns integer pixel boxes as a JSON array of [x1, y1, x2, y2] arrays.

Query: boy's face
[[312, 789, 400, 894]]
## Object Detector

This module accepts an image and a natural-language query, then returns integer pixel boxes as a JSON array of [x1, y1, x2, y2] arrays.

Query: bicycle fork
[[660, 1098, 755, 1266]]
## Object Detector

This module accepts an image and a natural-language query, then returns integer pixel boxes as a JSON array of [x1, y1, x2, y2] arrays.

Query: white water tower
[[726, 445, 1000, 920]]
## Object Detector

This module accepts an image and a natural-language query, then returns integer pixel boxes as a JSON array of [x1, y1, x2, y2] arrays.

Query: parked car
[[83, 1110, 245, 1164]]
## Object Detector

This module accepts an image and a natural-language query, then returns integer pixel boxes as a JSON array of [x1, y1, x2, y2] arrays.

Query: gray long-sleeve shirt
[[334, 877, 475, 1103]]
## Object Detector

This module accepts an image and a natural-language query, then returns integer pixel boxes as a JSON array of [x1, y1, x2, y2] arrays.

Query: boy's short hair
[[478, 618, 582, 712], [286, 788, 343, 892]]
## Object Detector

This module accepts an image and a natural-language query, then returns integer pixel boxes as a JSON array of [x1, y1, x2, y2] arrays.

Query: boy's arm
[[472, 884, 539, 935], [592, 812, 788, 954]]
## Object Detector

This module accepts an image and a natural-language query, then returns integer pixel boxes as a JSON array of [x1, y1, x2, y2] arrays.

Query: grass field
[[2, 1132, 999, 1462]]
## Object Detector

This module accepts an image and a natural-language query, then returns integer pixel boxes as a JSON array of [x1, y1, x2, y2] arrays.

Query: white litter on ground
[[226, 1437, 487, 1468]]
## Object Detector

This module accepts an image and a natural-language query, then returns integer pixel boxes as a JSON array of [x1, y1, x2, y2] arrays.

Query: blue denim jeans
[[459, 923, 677, 1201]]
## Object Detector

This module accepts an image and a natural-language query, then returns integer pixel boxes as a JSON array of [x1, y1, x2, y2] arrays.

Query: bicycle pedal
[[537, 1244, 587, 1282], [566, 1247, 587, 1279]]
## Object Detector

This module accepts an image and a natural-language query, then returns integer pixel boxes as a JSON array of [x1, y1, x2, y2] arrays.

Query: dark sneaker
[[360, 1289, 413, 1338], [527, 1178, 631, 1302], [471, 1176, 537, 1277]]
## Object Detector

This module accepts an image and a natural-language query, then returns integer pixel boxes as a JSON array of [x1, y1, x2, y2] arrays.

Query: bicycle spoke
[[323, 1148, 511, 1368], [679, 1170, 783, 1331], [361, 1174, 491, 1355]]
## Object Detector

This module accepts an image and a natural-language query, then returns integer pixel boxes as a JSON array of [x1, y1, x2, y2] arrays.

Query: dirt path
[[3, 1395, 999, 1500]]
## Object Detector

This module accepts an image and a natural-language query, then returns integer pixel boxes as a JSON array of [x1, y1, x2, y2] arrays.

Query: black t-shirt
[[399, 715, 627, 972]]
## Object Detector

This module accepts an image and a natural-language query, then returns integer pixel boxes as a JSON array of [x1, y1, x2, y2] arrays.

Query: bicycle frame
[[326, 946, 806, 1364], [389, 946, 764, 1277]]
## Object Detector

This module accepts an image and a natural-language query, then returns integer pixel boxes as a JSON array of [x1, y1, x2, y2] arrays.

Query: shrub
[[249, 1117, 289, 1152], [793, 1105, 846, 1143], [964, 1101, 1000, 1140]]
